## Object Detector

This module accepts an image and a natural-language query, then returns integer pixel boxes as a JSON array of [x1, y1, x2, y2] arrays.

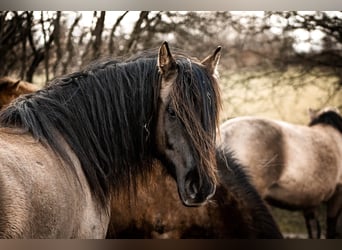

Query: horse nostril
[[185, 179, 199, 199], [190, 182, 198, 199], [182, 170, 217, 206]]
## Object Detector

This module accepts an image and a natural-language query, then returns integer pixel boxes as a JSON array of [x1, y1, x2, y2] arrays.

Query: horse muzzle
[[178, 174, 216, 207]]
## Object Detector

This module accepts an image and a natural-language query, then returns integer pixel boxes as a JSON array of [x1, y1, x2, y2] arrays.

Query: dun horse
[[0, 76, 40, 109], [0, 42, 221, 238], [106, 149, 283, 239], [218, 107, 342, 238]]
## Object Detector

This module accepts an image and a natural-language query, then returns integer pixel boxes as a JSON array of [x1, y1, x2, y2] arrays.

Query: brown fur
[[0, 77, 40, 109], [218, 107, 342, 238], [106, 153, 283, 239]]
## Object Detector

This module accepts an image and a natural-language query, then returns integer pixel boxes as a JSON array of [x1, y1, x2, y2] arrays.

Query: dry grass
[[219, 66, 341, 124]]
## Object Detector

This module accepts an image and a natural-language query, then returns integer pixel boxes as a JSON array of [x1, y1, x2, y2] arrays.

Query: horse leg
[[326, 184, 342, 238], [303, 209, 321, 239], [264, 183, 322, 238]]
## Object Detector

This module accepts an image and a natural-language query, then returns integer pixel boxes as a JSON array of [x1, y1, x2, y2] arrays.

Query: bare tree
[[0, 11, 32, 77], [92, 11, 106, 59], [62, 13, 82, 74], [108, 11, 128, 54], [0, 11, 341, 115]]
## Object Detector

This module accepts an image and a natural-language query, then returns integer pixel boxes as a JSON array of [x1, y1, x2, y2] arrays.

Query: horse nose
[[183, 177, 216, 206]]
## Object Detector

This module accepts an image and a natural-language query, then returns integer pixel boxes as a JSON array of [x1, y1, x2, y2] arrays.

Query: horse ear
[[308, 108, 317, 120], [158, 41, 177, 76], [201, 46, 222, 75], [12, 80, 21, 90]]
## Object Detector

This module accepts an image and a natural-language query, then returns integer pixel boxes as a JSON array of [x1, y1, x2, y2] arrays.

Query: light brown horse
[[218, 107, 342, 238], [0, 76, 40, 109], [0, 42, 221, 238], [106, 149, 283, 239]]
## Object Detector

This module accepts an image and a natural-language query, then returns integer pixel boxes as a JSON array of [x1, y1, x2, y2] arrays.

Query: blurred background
[[1, 11, 341, 237], [1, 11, 341, 123]]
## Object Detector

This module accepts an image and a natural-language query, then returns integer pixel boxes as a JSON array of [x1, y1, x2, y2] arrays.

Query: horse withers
[[218, 107, 342, 238], [0, 41, 221, 238]]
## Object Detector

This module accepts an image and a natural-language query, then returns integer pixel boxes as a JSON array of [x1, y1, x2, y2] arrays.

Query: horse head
[[154, 42, 222, 206], [0, 76, 39, 109]]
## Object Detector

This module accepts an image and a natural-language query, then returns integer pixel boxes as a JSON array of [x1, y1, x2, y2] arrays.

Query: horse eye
[[167, 105, 176, 118]]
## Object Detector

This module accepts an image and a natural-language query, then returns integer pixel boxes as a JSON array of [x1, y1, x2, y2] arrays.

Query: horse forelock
[[309, 109, 342, 134], [0, 54, 162, 207], [170, 58, 221, 183]]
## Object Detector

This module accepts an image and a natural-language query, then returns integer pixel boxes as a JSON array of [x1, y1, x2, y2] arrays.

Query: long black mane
[[309, 109, 342, 134], [0, 53, 163, 207], [215, 148, 283, 238], [0, 49, 220, 207]]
